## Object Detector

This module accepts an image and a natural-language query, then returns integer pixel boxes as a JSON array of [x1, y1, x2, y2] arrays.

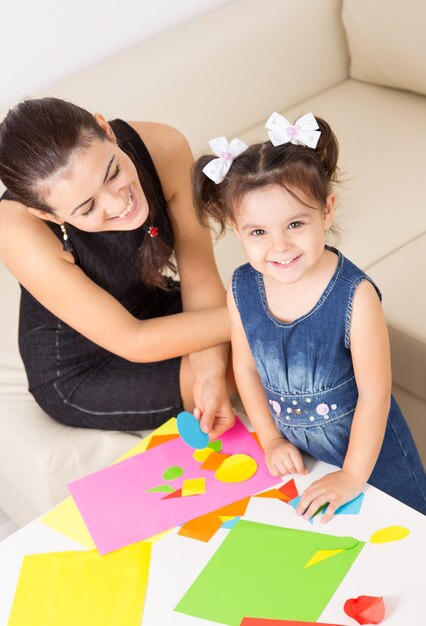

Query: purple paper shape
[[68, 417, 277, 554]]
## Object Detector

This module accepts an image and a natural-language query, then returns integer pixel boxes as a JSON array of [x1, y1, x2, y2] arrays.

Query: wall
[[0, 0, 235, 111]]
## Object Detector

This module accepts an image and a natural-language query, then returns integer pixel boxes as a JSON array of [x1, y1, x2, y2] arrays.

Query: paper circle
[[215, 454, 257, 483], [177, 411, 209, 449], [162, 466, 184, 481]]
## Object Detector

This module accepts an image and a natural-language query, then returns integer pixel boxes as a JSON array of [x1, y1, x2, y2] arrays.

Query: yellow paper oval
[[193, 448, 212, 463], [369, 525, 410, 544], [215, 454, 257, 483]]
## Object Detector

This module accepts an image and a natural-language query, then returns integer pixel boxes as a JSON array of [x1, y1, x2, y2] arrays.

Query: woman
[[0, 97, 234, 437]]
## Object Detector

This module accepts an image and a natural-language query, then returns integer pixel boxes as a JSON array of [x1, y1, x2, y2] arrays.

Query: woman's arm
[[0, 200, 229, 362], [228, 285, 307, 476], [135, 122, 234, 435], [297, 280, 391, 522]]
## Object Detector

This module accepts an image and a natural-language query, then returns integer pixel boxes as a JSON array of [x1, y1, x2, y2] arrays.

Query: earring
[[60, 223, 73, 252]]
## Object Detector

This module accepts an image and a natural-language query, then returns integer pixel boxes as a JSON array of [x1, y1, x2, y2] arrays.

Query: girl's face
[[29, 119, 149, 233], [232, 184, 335, 286]]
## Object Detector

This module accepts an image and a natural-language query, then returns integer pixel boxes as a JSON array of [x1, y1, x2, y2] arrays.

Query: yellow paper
[[215, 453, 257, 483], [304, 548, 344, 568], [182, 477, 206, 496], [193, 448, 213, 462], [8, 542, 151, 626], [369, 525, 410, 544], [41, 418, 178, 547]]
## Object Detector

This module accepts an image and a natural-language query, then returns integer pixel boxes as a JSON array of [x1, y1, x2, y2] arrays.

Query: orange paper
[[201, 452, 230, 471], [178, 513, 224, 542]]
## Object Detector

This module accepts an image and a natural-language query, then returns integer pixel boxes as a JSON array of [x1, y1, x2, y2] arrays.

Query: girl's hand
[[263, 437, 308, 478], [193, 375, 235, 440], [296, 470, 365, 523]]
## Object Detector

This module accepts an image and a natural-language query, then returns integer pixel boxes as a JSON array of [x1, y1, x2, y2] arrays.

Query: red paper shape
[[240, 619, 345, 625], [278, 478, 299, 500], [161, 488, 183, 500], [344, 595, 385, 625]]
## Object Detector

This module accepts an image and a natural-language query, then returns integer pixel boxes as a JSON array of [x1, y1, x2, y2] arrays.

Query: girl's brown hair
[[193, 116, 339, 235], [0, 97, 174, 290]]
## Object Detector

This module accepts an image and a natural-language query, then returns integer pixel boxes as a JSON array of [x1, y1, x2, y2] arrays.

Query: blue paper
[[221, 516, 240, 529], [177, 411, 210, 449]]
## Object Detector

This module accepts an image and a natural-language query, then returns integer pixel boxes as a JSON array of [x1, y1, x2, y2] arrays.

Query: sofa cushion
[[342, 0, 426, 96]]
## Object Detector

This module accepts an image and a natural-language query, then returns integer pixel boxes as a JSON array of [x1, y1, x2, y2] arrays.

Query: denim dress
[[232, 249, 426, 514]]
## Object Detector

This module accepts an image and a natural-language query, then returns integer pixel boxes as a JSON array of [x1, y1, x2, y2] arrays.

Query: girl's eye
[[109, 164, 120, 181], [288, 221, 303, 229], [82, 202, 95, 217], [250, 229, 266, 237]]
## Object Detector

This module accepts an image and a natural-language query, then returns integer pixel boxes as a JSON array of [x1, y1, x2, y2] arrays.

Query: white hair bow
[[265, 112, 321, 149], [202, 136, 248, 184]]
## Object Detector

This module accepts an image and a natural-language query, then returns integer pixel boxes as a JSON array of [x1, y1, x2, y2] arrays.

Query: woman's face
[[35, 126, 149, 232]]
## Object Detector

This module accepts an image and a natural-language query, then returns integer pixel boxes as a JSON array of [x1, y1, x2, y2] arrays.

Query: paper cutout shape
[[221, 516, 240, 529], [146, 433, 179, 450], [369, 525, 410, 544], [177, 410, 209, 449], [7, 542, 151, 626], [215, 454, 258, 483], [322, 493, 365, 517], [250, 431, 261, 447], [176, 520, 364, 625], [304, 549, 344, 569], [201, 451, 230, 471], [240, 619, 346, 625], [254, 488, 291, 502], [315, 536, 359, 550], [344, 595, 385, 624], [146, 484, 175, 493], [69, 417, 276, 554], [182, 477, 206, 496], [161, 488, 182, 500], [162, 466, 184, 480], [41, 418, 179, 547], [208, 440, 223, 452], [178, 512, 223, 542], [278, 478, 299, 500], [288, 497, 314, 524], [193, 448, 213, 462]]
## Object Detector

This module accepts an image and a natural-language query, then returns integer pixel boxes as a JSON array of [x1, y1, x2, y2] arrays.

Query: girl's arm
[[0, 200, 229, 363], [135, 122, 234, 436], [297, 280, 391, 522], [228, 285, 307, 476]]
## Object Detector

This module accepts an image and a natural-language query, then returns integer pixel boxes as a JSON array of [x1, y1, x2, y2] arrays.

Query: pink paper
[[68, 418, 276, 554]]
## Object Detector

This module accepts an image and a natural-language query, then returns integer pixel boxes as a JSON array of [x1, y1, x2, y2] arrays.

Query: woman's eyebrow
[[69, 155, 116, 216]]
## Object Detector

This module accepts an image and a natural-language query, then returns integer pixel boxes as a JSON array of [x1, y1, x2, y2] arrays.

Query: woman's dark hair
[[0, 97, 174, 290], [193, 116, 339, 236]]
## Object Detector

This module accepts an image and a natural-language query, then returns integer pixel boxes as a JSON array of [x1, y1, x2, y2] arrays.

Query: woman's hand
[[263, 437, 308, 478], [193, 375, 235, 440], [296, 470, 365, 523]]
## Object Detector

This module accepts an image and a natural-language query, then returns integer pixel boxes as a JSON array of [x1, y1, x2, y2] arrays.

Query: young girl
[[193, 112, 426, 519], [0, 97, 235, 437]]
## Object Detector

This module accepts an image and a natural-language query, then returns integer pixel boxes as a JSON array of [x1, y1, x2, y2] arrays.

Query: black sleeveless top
[[1, 120, 176, 392]]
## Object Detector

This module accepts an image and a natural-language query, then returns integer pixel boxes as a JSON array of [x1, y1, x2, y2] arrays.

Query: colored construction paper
[[182, 477, 206, 496], [41, 418, 178, 546], [221, 516, 240, 529], [175, 520, 364, 625], [8, 542, 151, 626], [255, 488, 291, 502], [162, 465, 184, 480], [178, 512, 224, 542], [69, 417, 277, 554], [369, 525, 410, 544], [250, 431, 261, 446], [240, 617, 342, 626], [201, 451, 230, 471], [177, 410, 209, 449], [146, 433, 179, 450], [208, 440, 223, 452], [288, 497, 313, 524], [278, 478, 299, 500], [146, 484, 175, 493], [193, 448, 213, 462], [322, 493, 365, 516], [344, 595, 385, 624], [215, 454, 258, 482], [162, 488, 182, 500], [304, 549, 344, 568]]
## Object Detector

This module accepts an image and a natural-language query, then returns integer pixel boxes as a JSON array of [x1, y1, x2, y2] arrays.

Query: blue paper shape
[[325, 492, 365, 516], [177, 411, 210, 449], [288, 496, 314, 524], [221, 516, 240, 529]]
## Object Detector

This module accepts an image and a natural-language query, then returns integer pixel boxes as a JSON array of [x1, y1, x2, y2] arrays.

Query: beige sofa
[[1, 0, 425, 526]]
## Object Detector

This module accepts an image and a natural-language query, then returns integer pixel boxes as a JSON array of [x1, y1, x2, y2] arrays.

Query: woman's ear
[[93, 113, 116, 142], [323, 193, 336, 231], [27, 207, 59, 224]]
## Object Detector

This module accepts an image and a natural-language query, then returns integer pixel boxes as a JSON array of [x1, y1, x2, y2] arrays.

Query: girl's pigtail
[[315, 117, 339, 182], [192, 156, 228, 237]]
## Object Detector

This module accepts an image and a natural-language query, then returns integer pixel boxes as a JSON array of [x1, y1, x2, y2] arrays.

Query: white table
[[0, 455, 424, 625]]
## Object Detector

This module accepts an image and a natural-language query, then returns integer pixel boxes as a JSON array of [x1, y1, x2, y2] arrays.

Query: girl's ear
[[229, 219, 241, 240], [93, 113, 116, 142], [27, 207, 59, 224], [323, 193, 336, 231]]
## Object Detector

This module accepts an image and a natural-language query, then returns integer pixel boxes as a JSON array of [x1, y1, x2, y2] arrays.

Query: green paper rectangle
[[175, 520, 364, 626]]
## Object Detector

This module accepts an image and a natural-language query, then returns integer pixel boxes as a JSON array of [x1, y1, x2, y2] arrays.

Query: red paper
[[278, 478, 299, 500], [344, 595, 385, 625], [240, 618, 345, 625]]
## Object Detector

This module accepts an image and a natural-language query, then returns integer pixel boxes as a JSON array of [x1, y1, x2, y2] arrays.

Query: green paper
[[162, 466, 184, 481], [175, 520, 364, 626], [146, 484, 175, 493], [208, 440, 222, 452]]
